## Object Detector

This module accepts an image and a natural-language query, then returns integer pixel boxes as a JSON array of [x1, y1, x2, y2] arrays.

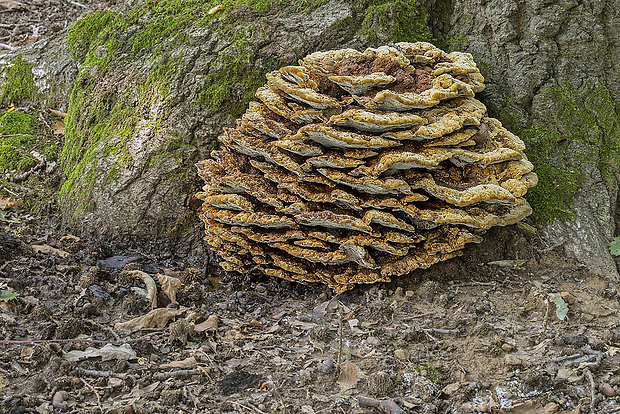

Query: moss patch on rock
[[0, 55, 37, 106], [0, 111, 37, 172]]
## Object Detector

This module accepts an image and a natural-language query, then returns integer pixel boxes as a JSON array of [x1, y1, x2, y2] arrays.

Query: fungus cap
[[197, 42, 536, 292]]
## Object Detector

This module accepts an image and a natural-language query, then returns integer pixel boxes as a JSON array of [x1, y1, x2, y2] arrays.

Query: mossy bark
[[1, 0, 618, 272]]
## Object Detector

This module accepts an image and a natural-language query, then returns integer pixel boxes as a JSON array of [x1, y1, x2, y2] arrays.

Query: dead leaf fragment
[[155, 274, 182, 305], [0, 0, 26, 10], [337, 361, 360, 391], [115, 308, 180, 332], [63, 344, 137, 362], [0, 196, 22, 210], [125, 270, 158, 309], [159, 356, 197, 369], [31, 244, 70, 258], [51, 120, 65, 135], [499, 401, 560, 414], [194, 314, 218, 333], [208, 4, 222, 14], [49, 108, 67, 118], [290, 319, 317, 330]]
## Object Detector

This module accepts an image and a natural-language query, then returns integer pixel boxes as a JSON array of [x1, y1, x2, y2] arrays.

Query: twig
[[0, 134, 30, 138], [582, 346, 602, 365], [85, 319, 120, 341], [0, 338, 123, 345], [428, 328, 458, 334], [79, 377, 102, 413], [551, 353, 581, 363], [227, 400, 267, 414], [152, 369, 202, 380], [584, 368, 596, 414], [401, 311, 435, 320], [423, 330, 441, 343], [66, 0, 88, 8], [541, 299, 551, 338], [0, 43, 15, 51], [358, 396, 380, 408], [337, 305, 343, 367], [74, 368, 137, 379]]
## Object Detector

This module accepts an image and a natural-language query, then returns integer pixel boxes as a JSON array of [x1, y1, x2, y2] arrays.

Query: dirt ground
[[2, 2, 620, 414], [2, 202, 620, 414]]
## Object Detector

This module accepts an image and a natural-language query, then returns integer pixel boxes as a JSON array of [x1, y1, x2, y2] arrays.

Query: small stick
[[75, 368, 136, 379], [582, 346, 602, 365], [79, 377, 102, 413], [0, 134, 30, 138], [358, 396, 380, 408], [428, 328, 458, 334], [152, 369, 202, 380], [584, 368, 596, 414], [66, 0, 87, 8], [85, 319, 120, 341], [337, 305, 343, 366], [551, 353, 581, 363], [401, 311, 435, 320], [0, 43, 15, 51], [0, 338, 123, 345], [227, 400, 267, 414]]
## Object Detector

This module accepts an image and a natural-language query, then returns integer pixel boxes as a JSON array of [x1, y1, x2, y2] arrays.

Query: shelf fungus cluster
[[197, 42, 537, 293]]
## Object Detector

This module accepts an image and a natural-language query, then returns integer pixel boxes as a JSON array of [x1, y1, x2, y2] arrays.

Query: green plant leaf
[[610, 236, 620, 256], [0, 288, 18, 302], [549, 293, 568, 321]]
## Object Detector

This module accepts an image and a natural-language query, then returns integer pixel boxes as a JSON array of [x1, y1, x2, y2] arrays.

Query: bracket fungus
[[197, 42, 537, 293]]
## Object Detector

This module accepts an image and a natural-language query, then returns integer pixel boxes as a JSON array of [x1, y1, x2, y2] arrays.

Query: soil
[[1, 3, 620, 414], [0, 0, 114, 51], [2, 203, 620, 414]]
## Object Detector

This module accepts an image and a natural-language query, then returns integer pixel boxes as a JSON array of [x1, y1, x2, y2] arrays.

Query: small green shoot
[[610, 236, 620, 256], [0, 283, 18, 302]]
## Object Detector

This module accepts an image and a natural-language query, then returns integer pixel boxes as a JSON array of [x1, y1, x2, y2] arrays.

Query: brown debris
[[197, 42, 537, 292]]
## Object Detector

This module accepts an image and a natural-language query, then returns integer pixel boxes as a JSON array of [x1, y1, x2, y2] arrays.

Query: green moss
[[0, 111, 37, 172], [0, 55, 37, 106], [357, 0, 432, 43], [445, 34, 466, 52], [501, 83, 620, 223], [59, 0, 352, 216]]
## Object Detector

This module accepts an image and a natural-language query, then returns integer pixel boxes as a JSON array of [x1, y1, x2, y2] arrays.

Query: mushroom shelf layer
[[197, 42, 537, 293]]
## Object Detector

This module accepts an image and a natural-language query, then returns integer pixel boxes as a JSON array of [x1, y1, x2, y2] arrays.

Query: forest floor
[[2, 199, 620, 414], [2, 1, 620, 414]]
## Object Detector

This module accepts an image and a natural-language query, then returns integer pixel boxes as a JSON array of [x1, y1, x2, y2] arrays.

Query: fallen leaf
[[119, 381, 160, 400], [0, 0, 25, 10], [487, 259, 526, 268], [63, 343, 137, 362], [208, 4, 222, 14], [59, 234, 80, 243], [49, 108, 67, 118], [115, 308, 180, 332], [30, 244, 70, 258], [125, 270, 157, 309], [108, 377, 123, 388], [159, 356, 197, 369], [0, 196, 22, 210], [500, 401, 559, 414], [155, 274, 181, 305], [194, 314, 218, 333], [290, 319, 317, 330], [51, 120, 64, 135], [337, 361, 360, 391], [549, 293, 568, 321], [0, 288, 18, 302]]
